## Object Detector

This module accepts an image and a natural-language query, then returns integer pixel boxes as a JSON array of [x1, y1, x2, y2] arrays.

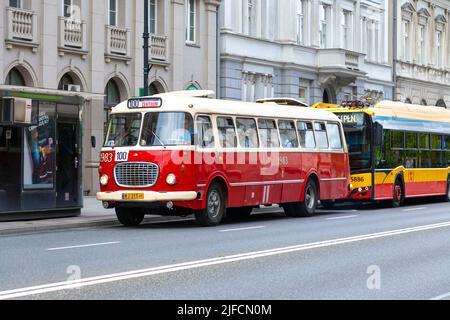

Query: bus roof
[[313, 100, 450, 134], [111, 91, 340, 123], [313, 100, 450, 123]]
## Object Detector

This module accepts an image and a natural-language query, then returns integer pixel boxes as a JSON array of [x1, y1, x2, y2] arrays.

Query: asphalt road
[[1, 198, 450, 300]]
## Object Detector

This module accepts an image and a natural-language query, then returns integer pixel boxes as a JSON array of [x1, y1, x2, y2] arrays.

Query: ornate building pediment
[[401, 2, 416, 20]]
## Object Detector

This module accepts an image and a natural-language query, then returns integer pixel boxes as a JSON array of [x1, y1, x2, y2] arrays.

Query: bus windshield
[[140, 112, 194, 146], [104, 113, 142, 147], [336, 112, 372, 171]]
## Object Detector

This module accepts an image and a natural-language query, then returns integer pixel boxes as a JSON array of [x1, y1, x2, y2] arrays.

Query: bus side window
[[278, 120, 299, 148], [217, 117, 237, 148], [236, 118, 259, 148], [326, 123, 343, 149], [196, 116, 214, 148], [258, 119, 280, 148], [419, 133, 431, 168], [314, 122, 329, 149], [297, 121, 316, 149]]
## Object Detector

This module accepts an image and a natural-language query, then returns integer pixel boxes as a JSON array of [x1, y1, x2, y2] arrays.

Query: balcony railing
[[105, 25, 130, 56], [58, 17, 87, 50], [150, 34, 168, 61], [5, 7, 37, 43]]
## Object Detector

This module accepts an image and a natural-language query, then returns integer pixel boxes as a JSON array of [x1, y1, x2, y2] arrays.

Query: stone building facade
[[219, 0, 394, 105], [395, 0, 450, 107], [0, 0, 221, 195]]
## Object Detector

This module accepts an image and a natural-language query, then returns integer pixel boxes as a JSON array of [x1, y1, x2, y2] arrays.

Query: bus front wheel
[[115, 207, 145, 226], [195, 182, 225, 226], [392, 179, 404, 208], [284, 180, 318, 217]]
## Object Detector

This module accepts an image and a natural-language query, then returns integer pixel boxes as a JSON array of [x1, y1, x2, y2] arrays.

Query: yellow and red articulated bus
[[313, 101, 450, 207]]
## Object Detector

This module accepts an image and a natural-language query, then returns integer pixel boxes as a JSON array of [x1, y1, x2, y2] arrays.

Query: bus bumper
[[96, 191, 198, 203]]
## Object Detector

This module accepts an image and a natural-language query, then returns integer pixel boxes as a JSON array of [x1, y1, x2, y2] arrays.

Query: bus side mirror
[[374, 123, 383, 146]]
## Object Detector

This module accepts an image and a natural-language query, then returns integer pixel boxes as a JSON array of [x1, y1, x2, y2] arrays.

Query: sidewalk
[[0, 197, 183, 236]]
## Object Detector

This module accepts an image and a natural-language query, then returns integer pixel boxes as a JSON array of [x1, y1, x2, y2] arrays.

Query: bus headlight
[[166, 173, 177, 186], [100, 174, 109, 186]]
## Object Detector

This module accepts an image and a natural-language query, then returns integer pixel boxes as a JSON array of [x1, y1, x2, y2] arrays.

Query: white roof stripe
[[111, 95, 340, 122]]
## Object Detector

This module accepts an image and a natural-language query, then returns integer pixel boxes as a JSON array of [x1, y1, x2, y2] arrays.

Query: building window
[[5, 68, 26, 86], [186, 0, 196, 43], [420, 99, 427, 106], [149, 0, 157, 34], [436, 30, 442, 68], [375, 21, 380, 62], [104, 80, 121, 134], [299, 79, 310, 104], [319, 4, 329, 48], [296, 0, 305, 44], [62, 0, 73, 18], [418, 25, 425, 65], [58, 74, 75, 91], [402, 20, 410, 61], [9, 0, 21, 8], [109, 0, 117, 26], [341, 10, 352, 50], [247, 0, 254, 36]]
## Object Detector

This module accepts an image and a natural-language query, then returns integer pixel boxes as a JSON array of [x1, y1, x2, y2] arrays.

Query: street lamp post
[[143, 0, 150, 96]]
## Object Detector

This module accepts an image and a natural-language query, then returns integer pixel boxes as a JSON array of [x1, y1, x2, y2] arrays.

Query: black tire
[[392, 178, 404, 208], [115, 207, 145, 226], [195, 182, 226, 226], [284, 179, 318, 217], [321, 200, 335, 209], [227, 207, 253, 219]]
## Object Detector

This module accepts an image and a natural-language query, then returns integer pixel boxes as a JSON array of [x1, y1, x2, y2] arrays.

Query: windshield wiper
[[146, 128, 165, 147]]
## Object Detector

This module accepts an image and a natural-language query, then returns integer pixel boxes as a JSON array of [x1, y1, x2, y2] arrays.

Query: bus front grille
[[114, 162, 159, 188]]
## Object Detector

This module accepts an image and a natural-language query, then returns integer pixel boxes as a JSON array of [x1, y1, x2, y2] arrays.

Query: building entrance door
[[56, 121, 80, 208]]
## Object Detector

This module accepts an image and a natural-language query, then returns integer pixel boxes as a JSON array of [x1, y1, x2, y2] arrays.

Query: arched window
[[420, 99, 427, 106], [104, 79, 122, 134], [436, 99, 446, 108], [58, 73, 75, 90], [405, 98, 412, 104], [5, 67, 26, 86], [105, 79, 121, 106], [148, 81, 165, 96]]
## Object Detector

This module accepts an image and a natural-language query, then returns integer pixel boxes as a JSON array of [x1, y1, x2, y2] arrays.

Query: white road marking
[[403, 207, 427, 212], [3, 220, 450, 300], [47, 241, 120, 251], [219, 226, 266, 233], [430, 292, 450, 300], [326, 215, 359, 221]]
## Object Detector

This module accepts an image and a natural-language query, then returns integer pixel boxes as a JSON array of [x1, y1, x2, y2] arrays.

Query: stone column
[[134, 0, 144, 96], [41, 0, 58, 88], [171, 0, 185, 90], [310, 0, 320, 47], [205, 0, 221, 91], [84, 0, 107, 195]]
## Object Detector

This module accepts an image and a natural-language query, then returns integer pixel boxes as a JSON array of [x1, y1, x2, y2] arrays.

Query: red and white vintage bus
[[97, 91, 350, 226]]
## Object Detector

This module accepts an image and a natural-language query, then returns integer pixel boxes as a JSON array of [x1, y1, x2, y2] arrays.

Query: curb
[[0, 216, 194, 236]]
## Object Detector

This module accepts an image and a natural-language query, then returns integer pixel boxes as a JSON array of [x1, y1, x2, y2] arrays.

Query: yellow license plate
[[122, 193, 144, 200]]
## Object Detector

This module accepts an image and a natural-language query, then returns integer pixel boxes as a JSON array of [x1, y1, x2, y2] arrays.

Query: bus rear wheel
[[227, 207, 253, 219], [392, 179, 404, 208], [115, 207, 145, 226], [284, 180, 318, 217], [195, 182, 225, 226]]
